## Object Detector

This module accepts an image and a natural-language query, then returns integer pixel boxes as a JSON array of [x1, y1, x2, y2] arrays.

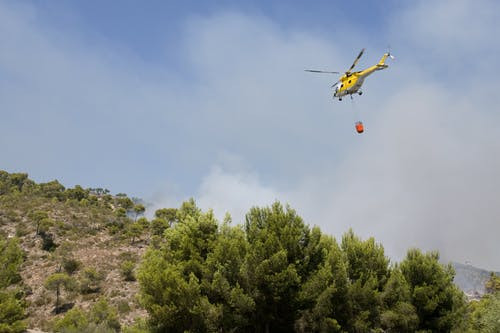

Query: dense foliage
[[53, 298, 120, 332], [137, 201, 467, 332], [464, 274, 500, 332], [0, 234, 27, 332]]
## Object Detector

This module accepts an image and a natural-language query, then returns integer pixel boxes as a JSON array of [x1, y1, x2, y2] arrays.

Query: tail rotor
[[387, 45, 395, 60]]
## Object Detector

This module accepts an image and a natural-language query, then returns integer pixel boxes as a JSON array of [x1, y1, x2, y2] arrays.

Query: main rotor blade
[[347, 48, 365, 73], [304, 69, 340, 74]]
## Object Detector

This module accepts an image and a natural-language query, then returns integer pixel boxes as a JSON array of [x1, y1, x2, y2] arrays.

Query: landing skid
[[338, 91, 362, 101]]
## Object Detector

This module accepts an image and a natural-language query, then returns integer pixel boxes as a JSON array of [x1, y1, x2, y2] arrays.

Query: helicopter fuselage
[[333, 53, 390, 99]]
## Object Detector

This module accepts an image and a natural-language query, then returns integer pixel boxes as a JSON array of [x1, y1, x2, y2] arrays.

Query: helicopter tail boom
[[377, 53, 390, 69]]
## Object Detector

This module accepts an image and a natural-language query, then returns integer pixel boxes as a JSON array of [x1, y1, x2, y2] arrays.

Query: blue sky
[[28, 0, 394, 63], [1, 0, 500, 270]]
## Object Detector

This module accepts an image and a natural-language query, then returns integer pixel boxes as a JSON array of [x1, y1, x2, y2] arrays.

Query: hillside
[[452, 262, 500, 296], [0, 171, 149, 331], [1, 170, 499, 332]]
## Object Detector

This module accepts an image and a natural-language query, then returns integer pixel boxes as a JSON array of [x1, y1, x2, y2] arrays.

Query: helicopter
[[305, 48, 394, 101]]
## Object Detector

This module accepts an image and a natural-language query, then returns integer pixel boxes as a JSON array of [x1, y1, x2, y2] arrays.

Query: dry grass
[[1, 196, 150, 331]]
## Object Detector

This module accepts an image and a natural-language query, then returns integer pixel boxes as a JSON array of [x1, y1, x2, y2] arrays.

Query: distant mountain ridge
[[452, 262, 499, 295]]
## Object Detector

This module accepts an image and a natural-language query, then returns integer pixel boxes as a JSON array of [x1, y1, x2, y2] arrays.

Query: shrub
[[116, 300, 131, 314], [0, 236, 24, 287], [120, 261, 135, 281], [90, 298, 120, 331], [63, 258, 81, 275], [53, 307, 88, 332], [0, 290, 27, 333], [40, 232, 57, 252], [150, 218, 168, 236], [79, 268, 104, 294], [15, 223, 29, 237]]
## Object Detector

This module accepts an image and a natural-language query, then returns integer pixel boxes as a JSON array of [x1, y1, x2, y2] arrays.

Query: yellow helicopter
[[305, 48, 394, 101]]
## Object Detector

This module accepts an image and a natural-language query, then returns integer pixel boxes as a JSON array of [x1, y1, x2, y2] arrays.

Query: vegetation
[[0, 290, 26, 333], [0, 234, 27, 332], [120, 261, 136, 282], [53, 298, 120, 332], [464, 274, 500, 332], [44, 273, 77, 312], [0, 170, 498, 332], [137, 201, 467, 332]]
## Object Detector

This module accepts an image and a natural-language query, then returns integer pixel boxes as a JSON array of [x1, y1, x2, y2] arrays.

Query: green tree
[[341, 229, 389, 289], [154, 208, 178, 226], [400, 249, 466, 332], [485, 273, 500, 294], [138, 261, 207, 332], [38, 217, 55, 235], [89, 298, 120, 332], [133, 204, 145, 221], [340, 229, 390, 331], [79, 267, 104, 294], [296, 236, 350, 333], [53, 300, 120, 333], [45, 273, 76, 312], [150, 218, 169, 236], [120, 261, 136, 281], [53, 307, 88, 332], [115, 208, 127, 218], [0, 290, 27, 333], [0, 237, 24, 288], [65, 185, 89, 201], [29, 210, 49, 235], [0, 172, 29, 194], [467, 273, 500, 332], [243, 202, 317, 332], [0, 235, 26, 332], [380, 268, 418, 332], [127, 222, 144, 244], [8, 173, 28, 191], [138, 202, 229, 332], [39, 180, 65, 200], [137, 216, 149, 229], [203, 219, 255, 331], [117, 197, 134, 211], [62, 257, 81, 275]]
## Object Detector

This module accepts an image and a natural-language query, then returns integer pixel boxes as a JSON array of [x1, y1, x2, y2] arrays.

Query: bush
[[53, 300, 120, 332], [0, 236, 24, 288], [0, 290, 27, 333], [150, 218, 168, 236], [44, 273, 77, 312], [79, 268, 104, 294], [53, 307, 88, 332], [90, 298, 120, 331], [116, 300, 131, 314], [15, 223, 29, 238], [120, 261, 136, 282], [117, 251, 137, 263], [63, 258, 81, 275], [40, 232, 57, 252]]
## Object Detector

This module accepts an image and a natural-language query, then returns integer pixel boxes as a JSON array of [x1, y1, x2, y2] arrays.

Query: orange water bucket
[[355, 121, 364, 134]]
